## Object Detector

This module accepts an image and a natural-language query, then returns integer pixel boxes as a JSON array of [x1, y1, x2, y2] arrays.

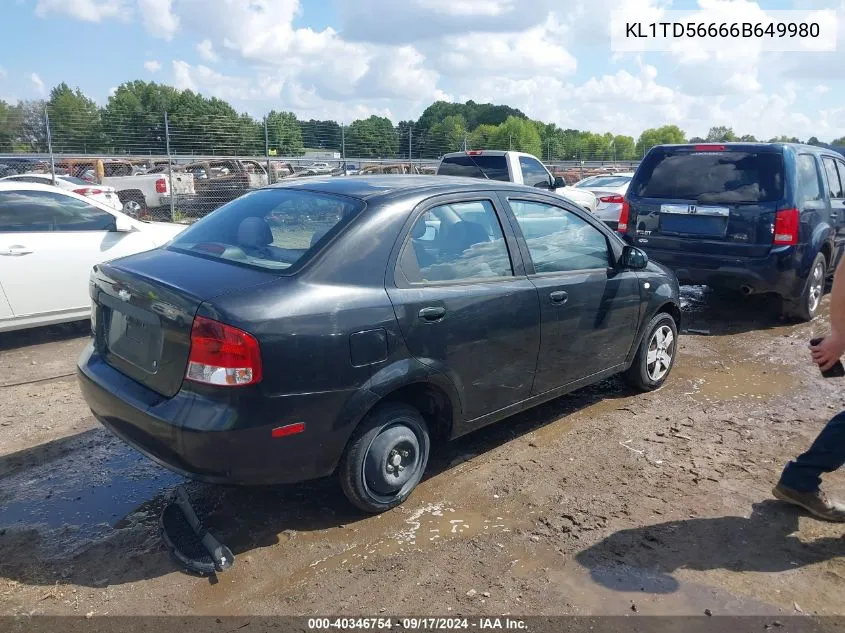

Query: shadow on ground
[[575, 500, 845, 594]]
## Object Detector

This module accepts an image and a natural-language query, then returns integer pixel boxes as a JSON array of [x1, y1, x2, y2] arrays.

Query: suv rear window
[[169, 189, 363, 271], [632, 150, 784, 204], [437, 155, 510, 181]]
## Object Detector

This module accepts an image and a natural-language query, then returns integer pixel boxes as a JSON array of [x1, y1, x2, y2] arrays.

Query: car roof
[[1, 172, 57, 179], [265, 174, 539, 201], [0, 181, 68, 192]]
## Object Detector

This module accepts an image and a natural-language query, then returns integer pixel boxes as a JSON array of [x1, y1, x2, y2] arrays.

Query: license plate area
[[104, 304, 163, 374], [659, 204, 729, 237]]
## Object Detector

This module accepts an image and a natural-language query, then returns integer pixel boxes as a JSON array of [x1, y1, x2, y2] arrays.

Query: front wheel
[[339, 403, 430, 514], [625, 312, 678, 392], [783, 252, 826, 322]]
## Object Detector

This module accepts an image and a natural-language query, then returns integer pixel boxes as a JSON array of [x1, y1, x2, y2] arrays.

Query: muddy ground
[[0, 287, 843, 618]]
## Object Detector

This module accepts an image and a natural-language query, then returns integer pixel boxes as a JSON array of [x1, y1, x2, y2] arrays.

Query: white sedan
[[1, 172, 124, 211], [0, 182, 186, 333]]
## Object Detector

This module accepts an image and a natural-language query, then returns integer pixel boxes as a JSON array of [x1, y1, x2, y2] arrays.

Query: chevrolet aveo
[[78, 176, 681, 513]]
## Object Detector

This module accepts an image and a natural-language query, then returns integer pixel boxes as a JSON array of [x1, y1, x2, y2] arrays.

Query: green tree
[[739, 134, 758, 142], [635, 125, 686, 156], [807, 136, 824, 146], [0, 101, 18, 152], [266, 110, 304, 156], [103, 81, 177, 153], [612, 135, 636, 160], [300, 119, 341, 151], [47, 83, 104, 153], [468, 124, 498, 150], [705, 126, 737, 142], [832, 137, 845, 146], [344, 116, 398, 158], [688, 136, 705, 143], [427, 115, 467, 154], [768, 135, 801, 143], [490, 116, 541, 157]]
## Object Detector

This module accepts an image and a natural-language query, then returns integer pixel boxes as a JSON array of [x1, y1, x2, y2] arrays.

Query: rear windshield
[[168, 189, 363, 271], [58, 175, 91, 185], [437, 155, 510, 181], [575, 175, 631, 188], [632, 150, 784, 203]]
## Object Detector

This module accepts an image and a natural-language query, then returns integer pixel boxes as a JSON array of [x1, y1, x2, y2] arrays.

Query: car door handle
[[0, 245, 34, 256], [418, 307, 446, 322], [549, 290, 568, 304]]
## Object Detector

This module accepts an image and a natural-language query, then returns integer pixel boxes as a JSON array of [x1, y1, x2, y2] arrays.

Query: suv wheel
[[625, 312, 678, 392], [339, 403, 430, 514], [784, 252, 826, 322]]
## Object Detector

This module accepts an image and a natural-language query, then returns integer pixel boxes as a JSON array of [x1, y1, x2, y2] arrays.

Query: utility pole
[[44, 108, 56, 185], [509, 134, 513, 151], [409, 126, 413, 160], [264, 116, 271, 182], [164, 111, 175, 221]]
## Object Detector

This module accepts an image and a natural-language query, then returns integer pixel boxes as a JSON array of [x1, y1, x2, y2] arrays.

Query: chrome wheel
[[808, 260, 824, 315], [646, 325, 675, 382], [123, 199, 143, 217]]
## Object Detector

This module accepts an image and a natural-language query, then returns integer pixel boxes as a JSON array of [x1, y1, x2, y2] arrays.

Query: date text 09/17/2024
[[306, 618, 528, 630]]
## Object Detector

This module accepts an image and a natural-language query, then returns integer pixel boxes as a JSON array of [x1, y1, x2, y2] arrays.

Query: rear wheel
[[119, 192, 146, 218], [625, 312, 678, 392], [783, 252, 826, 322], [339, 403, 430, 514]]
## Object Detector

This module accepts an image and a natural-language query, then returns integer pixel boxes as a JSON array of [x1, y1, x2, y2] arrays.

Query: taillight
[[617, 198, 630, 233], [773, 208, 799, 246], [466, 150, 483, 155], [599, 194, 625, 204], [694, 144, 726, 151], [73, 188, 103, 195], [155, 178, 167, 194], [186, 316, 262, 387]]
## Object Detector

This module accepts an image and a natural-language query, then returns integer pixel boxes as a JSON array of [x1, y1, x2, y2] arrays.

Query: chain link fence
[[0, 107, 642, 222]]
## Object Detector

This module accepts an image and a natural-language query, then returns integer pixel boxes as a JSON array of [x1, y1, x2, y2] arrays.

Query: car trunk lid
[[626, 146, 785, 258], [91, 248, 276, 397]]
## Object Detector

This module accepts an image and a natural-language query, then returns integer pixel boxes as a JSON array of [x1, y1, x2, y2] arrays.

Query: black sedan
[[78, 176, 681, 513]]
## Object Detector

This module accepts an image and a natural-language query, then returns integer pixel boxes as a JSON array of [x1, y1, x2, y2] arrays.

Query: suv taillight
[[186, 316, 262, 387], [773, 208, 799, 246], [617, 198, 630, 233], [155, 178, 167, 194]]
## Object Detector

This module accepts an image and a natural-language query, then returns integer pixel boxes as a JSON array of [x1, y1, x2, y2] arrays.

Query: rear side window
[[437, 155, 510, 181], [0, 190, 116, 232], [398, 200, 513, 283], [822, 157, 844, 199], [797, 154, 822, 202], [169, 189, 363, 271], [632, 150, 784, 203]]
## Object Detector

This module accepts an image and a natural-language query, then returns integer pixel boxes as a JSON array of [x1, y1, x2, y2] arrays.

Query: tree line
[[1, 80, 843, 160]]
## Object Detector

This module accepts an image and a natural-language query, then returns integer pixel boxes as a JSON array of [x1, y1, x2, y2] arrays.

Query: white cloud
[[413, 0, 515, 16], [34, 0, 126, 22], [137, 0, 179, 40], [196, 39, 218, 62], [144, 60, 162, 73], [815, 84, 831, 95], [0, 66, 6, 79], [30, 73, 45, 95]]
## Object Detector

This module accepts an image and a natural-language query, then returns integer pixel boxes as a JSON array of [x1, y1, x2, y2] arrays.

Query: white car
[[1, 173, 123, 211], [572, 172, 634, 228], [0, 182, 187, 333]]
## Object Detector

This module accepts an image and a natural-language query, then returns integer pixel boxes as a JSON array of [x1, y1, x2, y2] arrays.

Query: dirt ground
[[0, 287, 843, 618]]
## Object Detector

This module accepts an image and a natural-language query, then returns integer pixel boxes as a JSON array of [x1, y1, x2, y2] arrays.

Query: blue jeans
[[779, 410, 845, 492]]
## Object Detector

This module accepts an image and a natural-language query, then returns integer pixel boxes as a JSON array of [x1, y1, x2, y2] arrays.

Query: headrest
[[236, 216, 272, 248], [411, 220, 427, 239]]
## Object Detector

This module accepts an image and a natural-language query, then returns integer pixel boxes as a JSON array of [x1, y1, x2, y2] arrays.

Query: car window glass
[[0, 190, 116, 232], [169, 189, 362, 271], [509, 199, 610, 273], [437, 155, 510, 181], [519, 157, 552, 188], [797, 154, 822, 202], [824, 157, 844, 198], [398, 200, 513, 283]]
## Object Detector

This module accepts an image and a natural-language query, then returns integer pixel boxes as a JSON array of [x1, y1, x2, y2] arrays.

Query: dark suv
[[619, 143, 845, 321], [78, 176, 681, 513]]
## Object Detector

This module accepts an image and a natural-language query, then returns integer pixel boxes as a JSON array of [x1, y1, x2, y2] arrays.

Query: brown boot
[[773, 484, 845, 522]]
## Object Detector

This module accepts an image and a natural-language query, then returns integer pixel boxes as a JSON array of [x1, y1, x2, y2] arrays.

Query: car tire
[[783, 252, 826, 322], [624, 312, 678, 392], [119, 192, 146, 218], [339, 403, 430, 514]]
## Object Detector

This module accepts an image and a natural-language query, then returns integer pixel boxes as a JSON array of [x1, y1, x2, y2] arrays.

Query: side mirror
[[552, 176, 566, 188], [621, 245, 648, 270], [114, 215, 136, 233]]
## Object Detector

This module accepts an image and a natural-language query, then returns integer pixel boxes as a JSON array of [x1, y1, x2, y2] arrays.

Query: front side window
[[509, 200, 610, 273], [398, 200, 513, 283], [169, 188, 362, 271], [519, 156, 552, 188], [0, 190, 116, 232], [797, 154, 822, 202]]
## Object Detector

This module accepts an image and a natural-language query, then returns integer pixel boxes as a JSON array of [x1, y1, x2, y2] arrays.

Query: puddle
[[0, 441, 181, 532], [674, 363, 797, 403]]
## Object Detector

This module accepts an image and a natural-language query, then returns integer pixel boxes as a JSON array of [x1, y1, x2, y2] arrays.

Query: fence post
[[409, 126, 413, 160], [341, 123, 346, 174], [164, 111, 175, 222], [44, 108, 56, 185], [264, 116, 271, 183]]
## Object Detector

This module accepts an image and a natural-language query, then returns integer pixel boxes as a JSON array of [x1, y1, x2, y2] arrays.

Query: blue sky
[[0, 0, 843, 140]]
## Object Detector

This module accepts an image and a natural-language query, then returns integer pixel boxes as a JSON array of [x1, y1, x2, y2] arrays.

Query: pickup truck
[[436, 150, 598, 213], [59, 159, 196, 218], [182, 158, 269, 215]]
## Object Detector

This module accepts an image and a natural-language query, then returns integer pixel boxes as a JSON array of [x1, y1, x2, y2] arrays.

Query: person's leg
[[774, 410, 845, 521]]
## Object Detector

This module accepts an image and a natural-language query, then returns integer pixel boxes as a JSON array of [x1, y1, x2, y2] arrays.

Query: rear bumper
[[639, 246, 802, 297], [77, 343, 355, 485]]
